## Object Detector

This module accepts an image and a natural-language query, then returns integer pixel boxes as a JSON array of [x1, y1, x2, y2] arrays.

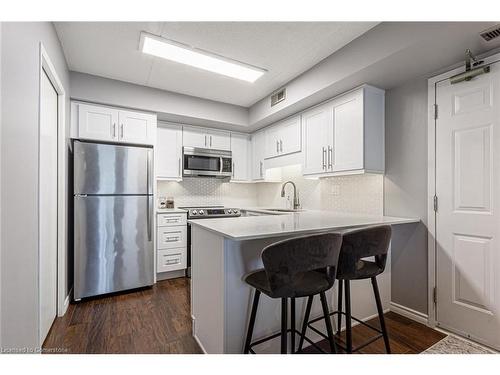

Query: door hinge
[[433, 286, 437, 305], [433, 104, 438, 120], [433, 195, 438, 212]]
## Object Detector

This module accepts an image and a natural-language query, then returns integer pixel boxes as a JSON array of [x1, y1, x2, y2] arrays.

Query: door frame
[[427, 50, 500, 329], [38, 43, 67, 345]]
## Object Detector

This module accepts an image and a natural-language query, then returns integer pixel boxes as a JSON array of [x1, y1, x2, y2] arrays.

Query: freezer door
[[74, 141, 153, 195], [74, 195, 154, 299]]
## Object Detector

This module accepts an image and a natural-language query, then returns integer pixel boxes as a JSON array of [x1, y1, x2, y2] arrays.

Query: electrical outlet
[[331, 184, 340, 196]]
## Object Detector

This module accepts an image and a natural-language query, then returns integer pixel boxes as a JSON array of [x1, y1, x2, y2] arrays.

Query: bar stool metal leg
[[291, 297, 296, 353], [281, 298, 288, 354], [337, 279, 343, 335], [319, 291, 337, 354], [244, 290, 261, 354], [371, 276, 391, 354], [345, 280, 353, 353], [297, 295, 313, 352]]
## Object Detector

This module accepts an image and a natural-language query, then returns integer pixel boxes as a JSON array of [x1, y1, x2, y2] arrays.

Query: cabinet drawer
[[157, 248, 187, 273], [157, 213, 187, 227], [157, 226, 187, 249]]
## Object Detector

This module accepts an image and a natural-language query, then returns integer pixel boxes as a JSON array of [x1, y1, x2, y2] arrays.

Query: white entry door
[[39, 69, 58, 344], [435, 60, 500, 349]]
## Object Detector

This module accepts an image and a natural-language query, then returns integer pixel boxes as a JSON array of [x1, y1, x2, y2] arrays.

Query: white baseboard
[[156, 269, 186, 281], [390, 302, 428, 325]]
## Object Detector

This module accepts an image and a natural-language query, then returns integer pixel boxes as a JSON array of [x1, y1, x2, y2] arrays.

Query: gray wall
[[1, 22, 70, 350], [70, 72, 249, 130], [385, 78, 429, 315]]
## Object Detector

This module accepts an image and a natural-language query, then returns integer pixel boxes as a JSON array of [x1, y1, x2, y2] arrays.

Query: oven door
[[183, 147, 232, 178]]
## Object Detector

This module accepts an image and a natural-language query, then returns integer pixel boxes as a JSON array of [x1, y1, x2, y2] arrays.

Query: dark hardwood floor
[[43, 278, 445, 354]]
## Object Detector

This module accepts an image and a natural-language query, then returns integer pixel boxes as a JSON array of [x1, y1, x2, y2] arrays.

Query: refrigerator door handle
[[147, 195, 153, 241]]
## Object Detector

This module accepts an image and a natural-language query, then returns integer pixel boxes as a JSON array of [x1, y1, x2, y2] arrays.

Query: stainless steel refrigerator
[[73, 140, 154, 300]]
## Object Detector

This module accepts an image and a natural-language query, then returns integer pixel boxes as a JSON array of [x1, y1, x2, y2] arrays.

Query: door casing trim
[[427, 50, 500, 330], [38, 42, 67, 347]]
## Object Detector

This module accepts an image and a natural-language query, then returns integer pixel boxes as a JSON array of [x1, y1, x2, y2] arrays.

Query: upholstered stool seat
[[244, 269, 333, 298]]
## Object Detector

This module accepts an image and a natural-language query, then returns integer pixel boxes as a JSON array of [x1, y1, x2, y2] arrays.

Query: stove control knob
[[199, 210, 205, 215], [234, 210, 240, 215], [227, 209, 232, 214], [192, 210, 198, 215]]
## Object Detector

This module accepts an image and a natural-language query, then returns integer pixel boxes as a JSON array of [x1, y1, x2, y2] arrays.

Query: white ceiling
[[54, 22, 378, 107]]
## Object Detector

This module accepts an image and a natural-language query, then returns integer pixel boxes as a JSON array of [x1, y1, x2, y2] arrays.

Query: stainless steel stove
[[181, 205, 241, 219], [179, 206, 241, 278]]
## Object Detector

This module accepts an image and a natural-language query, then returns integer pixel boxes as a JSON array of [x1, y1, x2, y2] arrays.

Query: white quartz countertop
[[189, 209, 420, 240]]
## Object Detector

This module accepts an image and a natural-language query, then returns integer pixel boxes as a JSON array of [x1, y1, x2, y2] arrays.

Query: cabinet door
[[231, 133, 250, 181], [332, 91, 364, 172], [183, 126, 208, 148], [78, 103, 118, 142], [156, 123, 182, 179], [251, 130, 265, 180], [118, 110, 155, 145], [265, 125, 281, 158], [279, 116, 301, 155], [302, 104, 332, 175], [208, 129, 231, 150]]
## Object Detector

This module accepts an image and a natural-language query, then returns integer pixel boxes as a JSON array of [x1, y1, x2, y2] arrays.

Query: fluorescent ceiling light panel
[[140, 32, 266, 83]]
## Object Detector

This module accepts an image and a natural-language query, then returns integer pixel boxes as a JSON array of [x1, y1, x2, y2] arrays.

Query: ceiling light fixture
[[139, 32, 266, 83]]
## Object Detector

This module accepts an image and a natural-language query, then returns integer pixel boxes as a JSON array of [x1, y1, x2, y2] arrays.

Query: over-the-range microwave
[[183, 146, 232, 178]]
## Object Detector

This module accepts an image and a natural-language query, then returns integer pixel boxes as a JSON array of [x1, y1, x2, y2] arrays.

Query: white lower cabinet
[[301, 85, 385, 177], [156, 212, 187, 274]]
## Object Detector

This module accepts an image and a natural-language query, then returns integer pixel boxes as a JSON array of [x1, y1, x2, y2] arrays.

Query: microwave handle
[[220, 157, 223, 173]]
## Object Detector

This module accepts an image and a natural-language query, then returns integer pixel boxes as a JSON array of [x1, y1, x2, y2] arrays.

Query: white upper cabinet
[[265, 115, 301, 158], [118, 110, 155, 145], [230, 133, 250, 182], [251, 130, 266, 181], [301, 86, 385, 177], [302, 102, 332, 175], [76, 102, 156, 145], [208, 128, 231, 150], [183, 125, 230, 151], [156, 122, 183, 180], [78, 103, 118, 142]]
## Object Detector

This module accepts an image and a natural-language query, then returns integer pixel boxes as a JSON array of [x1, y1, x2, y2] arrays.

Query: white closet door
[[435, 61, 500, 350], [39, 70, 58, 344]]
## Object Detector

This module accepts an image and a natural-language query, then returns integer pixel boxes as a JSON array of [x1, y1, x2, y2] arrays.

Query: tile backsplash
[[157, 164, 383, 215]]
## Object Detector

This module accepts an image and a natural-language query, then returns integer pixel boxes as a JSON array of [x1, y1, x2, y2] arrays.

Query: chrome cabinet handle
[[328, 146, 333, 169], [178, 158, 181, 176], [204, 135, 207, 146], [210, 135, 212, 147], [165, 236, 180, 242], [260, 161, 263, 178], [276, 140, 279, 153], [120, 124, 124, 139], [112, 123, 116, 138], [280, 140, 283, 152], [322, 147, 326, 169], [232, 162, 235, 177]]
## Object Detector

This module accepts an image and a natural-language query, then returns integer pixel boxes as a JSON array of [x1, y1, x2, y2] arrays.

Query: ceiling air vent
[[271, 88, 286, 107], [480, 25, 500, 42]]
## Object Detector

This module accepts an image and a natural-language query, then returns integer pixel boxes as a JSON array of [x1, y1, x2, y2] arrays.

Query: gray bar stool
[[298, 225, 392, 354], [243, 232, 343, 354]]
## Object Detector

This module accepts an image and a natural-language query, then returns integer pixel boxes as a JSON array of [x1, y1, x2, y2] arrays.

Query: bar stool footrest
[[248, 328, 329, 354], [307, 310, 385, 354]]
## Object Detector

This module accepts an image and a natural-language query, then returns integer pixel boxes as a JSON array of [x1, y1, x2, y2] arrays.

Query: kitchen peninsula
[[190, 209, 419, 353]]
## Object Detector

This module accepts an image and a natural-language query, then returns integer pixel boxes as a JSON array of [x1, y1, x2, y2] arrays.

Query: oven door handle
[[220, 157, 224, 173]]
